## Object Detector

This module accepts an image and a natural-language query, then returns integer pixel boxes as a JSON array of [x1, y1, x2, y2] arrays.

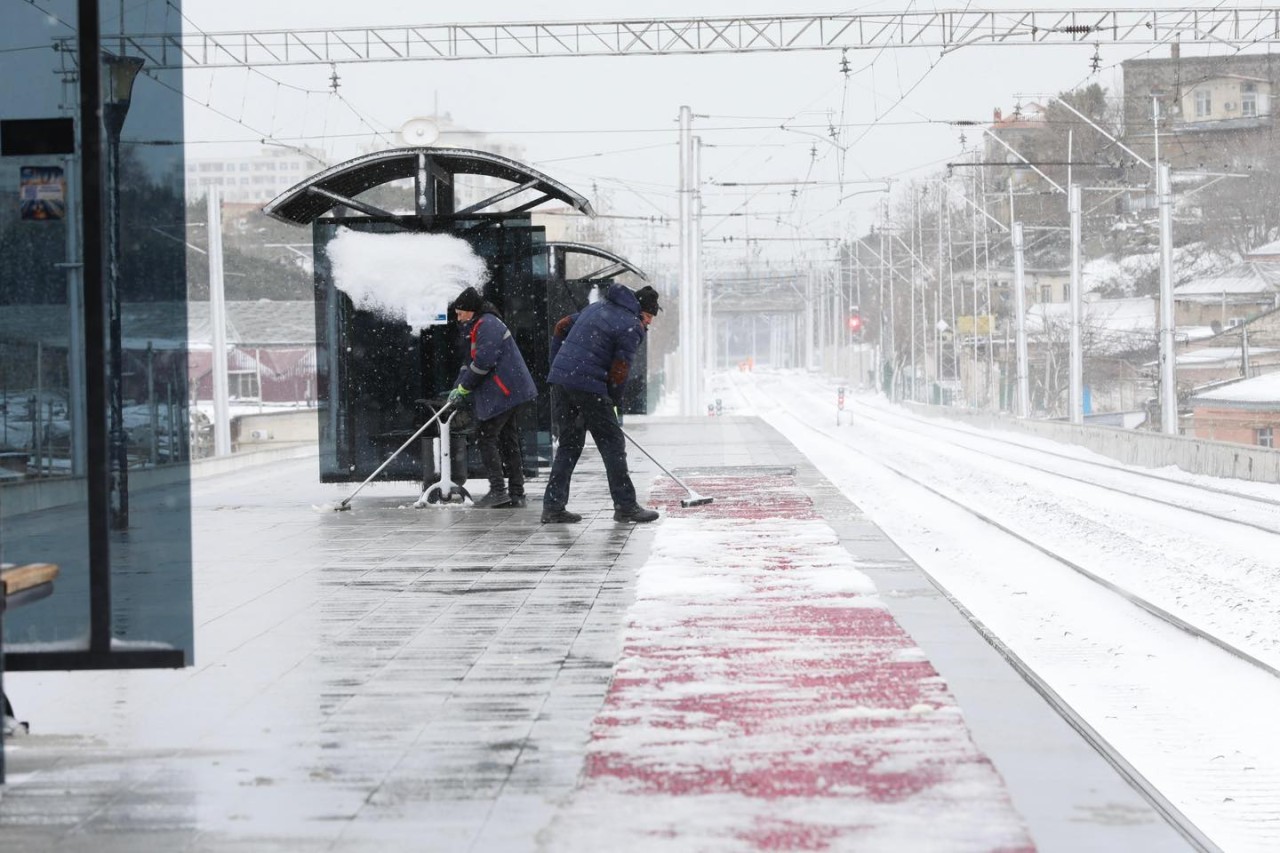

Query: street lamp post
[[102, 51, 144, 530]]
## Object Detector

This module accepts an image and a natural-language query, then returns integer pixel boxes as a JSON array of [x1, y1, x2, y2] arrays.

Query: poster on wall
[[19, 165, 66, 221]]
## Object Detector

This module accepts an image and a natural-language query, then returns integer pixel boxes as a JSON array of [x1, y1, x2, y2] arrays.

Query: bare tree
[[1189, 133, 1280, 257]]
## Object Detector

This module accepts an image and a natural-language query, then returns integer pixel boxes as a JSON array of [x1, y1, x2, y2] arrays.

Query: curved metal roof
[[263, 147, 594, 225], [545, 241, 648, 281]]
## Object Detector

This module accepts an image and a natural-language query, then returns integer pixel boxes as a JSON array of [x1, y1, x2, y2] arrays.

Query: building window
[[1241, 83, 1258, 118], [230, 371, 260, 400], [1195, 89, 1212, 118], [1258, 426, 1274, 448]]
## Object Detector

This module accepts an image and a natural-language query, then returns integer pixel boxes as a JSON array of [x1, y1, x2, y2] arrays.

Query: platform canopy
[[545, 241, 647, 282], [263, 146, 595, 225]]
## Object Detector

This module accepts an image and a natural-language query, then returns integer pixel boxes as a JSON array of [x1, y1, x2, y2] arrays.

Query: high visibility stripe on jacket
[[454, 311, 537, 421]]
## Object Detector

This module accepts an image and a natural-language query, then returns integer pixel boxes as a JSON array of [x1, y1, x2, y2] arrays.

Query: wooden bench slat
[[1, 564, 60, 596]]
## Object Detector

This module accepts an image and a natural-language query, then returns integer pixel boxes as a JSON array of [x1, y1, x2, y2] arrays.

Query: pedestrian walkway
[[1, 416, 1189, 851]]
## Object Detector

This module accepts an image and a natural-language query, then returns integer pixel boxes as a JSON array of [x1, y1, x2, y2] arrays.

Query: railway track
[[850, 399, 1280, 536], [733, 377, 1280, 853]]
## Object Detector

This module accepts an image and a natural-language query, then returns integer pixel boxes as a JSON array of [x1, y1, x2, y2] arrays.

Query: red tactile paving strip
[[552, 472, 1034, 851]]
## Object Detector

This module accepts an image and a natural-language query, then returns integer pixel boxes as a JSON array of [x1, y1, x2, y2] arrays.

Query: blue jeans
[[543, 385, 636, 511]]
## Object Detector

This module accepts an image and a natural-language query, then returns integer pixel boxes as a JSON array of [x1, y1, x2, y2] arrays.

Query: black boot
[[541, 507, 582, 524], [613, 505, 659, 523], [473, 489, 512, 509]]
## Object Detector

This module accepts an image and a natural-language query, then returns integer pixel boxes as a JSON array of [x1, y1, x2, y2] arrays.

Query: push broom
[[333, 399, 456, 511]]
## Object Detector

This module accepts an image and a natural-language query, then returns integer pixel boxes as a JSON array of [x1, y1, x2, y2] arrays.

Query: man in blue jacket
[[541, 284, 662, 524], [448, 287, 538, 508]]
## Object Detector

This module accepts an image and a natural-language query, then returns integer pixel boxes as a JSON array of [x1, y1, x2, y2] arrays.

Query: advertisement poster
[[20, 165, 66, 221]]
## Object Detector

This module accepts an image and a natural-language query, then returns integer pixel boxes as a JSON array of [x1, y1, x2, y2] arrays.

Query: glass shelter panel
[[1, 1, 193, 667], [313, 217, 546, 483]]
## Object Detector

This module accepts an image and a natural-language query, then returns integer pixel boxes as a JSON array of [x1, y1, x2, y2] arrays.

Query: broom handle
[[340, 400, 454, 506], [619, 427, 697, 495]]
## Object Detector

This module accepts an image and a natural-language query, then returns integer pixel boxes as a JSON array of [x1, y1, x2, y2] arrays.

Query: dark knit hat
[[635, 285, 661, 315], [451, 286, 484, 313]]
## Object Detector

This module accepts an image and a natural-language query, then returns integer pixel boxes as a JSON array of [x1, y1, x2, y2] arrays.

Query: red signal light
[[847, 313, 863, 333]]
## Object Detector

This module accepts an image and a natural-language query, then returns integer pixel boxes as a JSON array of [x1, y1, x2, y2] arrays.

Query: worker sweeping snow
[[446, 286, 538, 509], [541, 284, 664, 524]]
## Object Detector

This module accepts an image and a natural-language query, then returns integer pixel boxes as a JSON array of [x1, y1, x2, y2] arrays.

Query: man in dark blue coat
[[541, 284, 662, 524], [448, 287, 538, 508]]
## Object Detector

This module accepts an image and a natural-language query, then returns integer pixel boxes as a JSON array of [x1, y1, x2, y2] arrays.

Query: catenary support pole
[[1012, 222, 1030, 418], [804, 267, 815, 370], [970, 158, 980, 408], [208, 188, 232, 456], [63, 144, 87, 476], [1068, 182, 1084, 425], [678, 105, 694, 415], [878, 209, 886, 393], [692, 134, 704, 411], [1158, 162, 1178, 434], [910, 193, 918, 400]]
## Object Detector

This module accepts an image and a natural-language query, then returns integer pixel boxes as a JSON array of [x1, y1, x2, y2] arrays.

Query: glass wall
[[1, 1, 192, 665]]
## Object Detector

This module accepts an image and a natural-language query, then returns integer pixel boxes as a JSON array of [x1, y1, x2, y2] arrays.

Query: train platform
[[0, 416, 1190, 852]]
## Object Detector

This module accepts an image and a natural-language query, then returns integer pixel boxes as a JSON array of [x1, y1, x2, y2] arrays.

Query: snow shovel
[[333, 399, 456, 511], [619, 426, 713, 508]]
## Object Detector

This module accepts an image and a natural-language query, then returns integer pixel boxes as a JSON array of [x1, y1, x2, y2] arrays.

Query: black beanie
[[635, 285, 661, 315], [451, 286, 484, 313]]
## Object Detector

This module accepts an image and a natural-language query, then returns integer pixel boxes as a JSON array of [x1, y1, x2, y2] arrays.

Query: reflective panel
[[1, 1, 193, 665], [314, 217, 546, 482]]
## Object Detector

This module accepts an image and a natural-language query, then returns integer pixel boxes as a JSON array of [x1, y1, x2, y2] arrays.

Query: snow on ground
[[720, 368, 1280, 853], [1084, 244, 1236, 295]]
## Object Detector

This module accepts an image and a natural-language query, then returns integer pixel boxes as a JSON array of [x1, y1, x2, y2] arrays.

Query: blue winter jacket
[[548, 283, 645, 406], [454, 311, 537, 421]]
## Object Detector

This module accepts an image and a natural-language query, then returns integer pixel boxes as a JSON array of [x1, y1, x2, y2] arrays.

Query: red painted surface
[[572, 472, 1035, 851]]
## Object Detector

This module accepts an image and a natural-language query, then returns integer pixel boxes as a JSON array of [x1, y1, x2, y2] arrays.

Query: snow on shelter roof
[[1192, 371, 1280, 406]]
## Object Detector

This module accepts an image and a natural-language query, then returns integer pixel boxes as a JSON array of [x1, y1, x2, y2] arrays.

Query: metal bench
[[1, 562, 60, 784]]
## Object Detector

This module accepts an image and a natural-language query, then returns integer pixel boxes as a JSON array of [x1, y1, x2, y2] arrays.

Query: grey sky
[[9, 1, 1273, 271]]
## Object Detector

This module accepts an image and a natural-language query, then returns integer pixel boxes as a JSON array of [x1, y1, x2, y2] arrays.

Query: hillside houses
[[1173, 262, 1280, 330], [1176, 305, 1280, 383], [1191, 371, 1280, 447]]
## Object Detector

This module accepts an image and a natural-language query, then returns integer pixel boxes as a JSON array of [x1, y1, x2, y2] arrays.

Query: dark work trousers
[[543, 385, 637, 511], [476, 404, 526, 496]]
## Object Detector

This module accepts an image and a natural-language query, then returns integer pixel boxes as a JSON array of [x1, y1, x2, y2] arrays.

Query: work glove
[[447, 385, 470, 405]]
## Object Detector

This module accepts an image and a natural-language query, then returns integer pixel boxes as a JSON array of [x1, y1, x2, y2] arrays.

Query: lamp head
[[103, 53, 144, 105], [101, 53, 145, 135]]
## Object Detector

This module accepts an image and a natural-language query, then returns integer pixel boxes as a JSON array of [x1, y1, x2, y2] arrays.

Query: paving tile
[[2, 419, 1191, 851]]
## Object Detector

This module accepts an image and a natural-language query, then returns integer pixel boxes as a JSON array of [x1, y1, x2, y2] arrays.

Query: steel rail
[[848, 405, 1280, 534], [865, 401, 1280, 511]]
